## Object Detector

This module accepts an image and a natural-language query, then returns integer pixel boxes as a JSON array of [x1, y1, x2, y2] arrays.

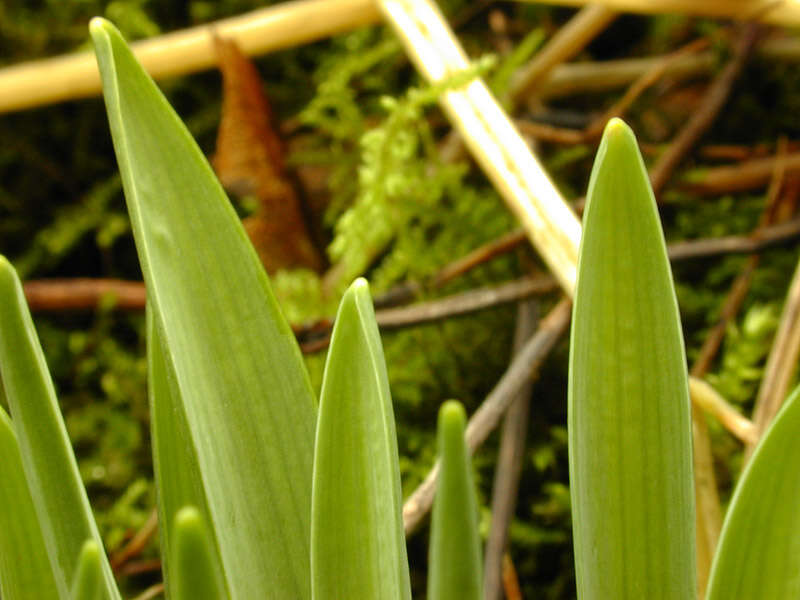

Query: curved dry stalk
[[0, 0, 380, 114], [518, 0, 800, 26], [509, 5, 618, 102], [483, 300, 537, 600], [746, 257, 800, 458], [689, 378, 757, 445]]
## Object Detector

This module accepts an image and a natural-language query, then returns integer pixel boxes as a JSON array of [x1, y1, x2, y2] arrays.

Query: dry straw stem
[[379, 0, 582, 294], [746, 257, 800, 459], [4, 7, 800, 115], [0, 0, 380, 114], [508, 5, 619, 102], [483, 300, 537, 600], [538, 52, 716, 99], [538, 35, 800, 100], [519, 0, 800, 26], [688, 379, 756, 445]]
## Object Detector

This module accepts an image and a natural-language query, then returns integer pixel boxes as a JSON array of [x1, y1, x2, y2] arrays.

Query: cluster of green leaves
[[0, 19, 485, 600], [5, 4, 800, 598]]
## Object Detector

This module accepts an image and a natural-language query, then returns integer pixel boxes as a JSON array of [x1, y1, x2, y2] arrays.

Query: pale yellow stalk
[[518, 0, 800, 26], [0, 0, 380, 114]]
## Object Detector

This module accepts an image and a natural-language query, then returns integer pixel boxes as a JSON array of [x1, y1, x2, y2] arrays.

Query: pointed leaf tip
[[438, 400, 466, 438], [342, 277, 371, 308], [569, 117, 695, 597], [171, 506, 226, 600], [604, 116, 632, 139], [70, 540, 102, 600], [311, 274, 410, 599], [88, 17, 110, 38], [0, 255, 15, 293], [429, 400, 481, 600]]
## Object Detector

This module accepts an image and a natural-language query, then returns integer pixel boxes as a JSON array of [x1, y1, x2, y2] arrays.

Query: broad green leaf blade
[[311, 278, 411, 600], [427, 401, 481, 600], [0, 256, 120, 600], [0, 404, 59, 600], [147, 309, 226, 597], [170, 507, 226, 600], [70, 540, 102, 600], [706, 385, 800, 599], [568, 119, 696, 599], [90, 19, 317, 598]]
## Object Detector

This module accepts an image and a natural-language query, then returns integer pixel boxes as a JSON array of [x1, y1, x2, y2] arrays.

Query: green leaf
[[147, 309, 224, 596], [568, 118, 696, 598], [90, 18, 317, 597], [706, 385, 800, 599], [0, 404, 59, 600], [70, 540, 102, 600], [0, 256, 120, 600], [170, 507, 226, 600], [311, 278, 411, 600], [427, 401, 482, 600]]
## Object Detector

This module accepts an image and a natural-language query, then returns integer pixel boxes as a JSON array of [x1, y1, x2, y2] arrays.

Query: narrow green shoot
[[70, 541, 102, 600], [91, 18, 316, 598], [0, 256, 120, 600], [0, 404, 59, 600], [311, 278, 411, 600], [568, 118, 696, 598], [427, 401, 482, 600], [170, 507, 226, 600]]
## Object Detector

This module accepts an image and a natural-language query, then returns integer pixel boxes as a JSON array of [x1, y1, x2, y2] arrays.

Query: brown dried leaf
[[213, 36, 323, 273]]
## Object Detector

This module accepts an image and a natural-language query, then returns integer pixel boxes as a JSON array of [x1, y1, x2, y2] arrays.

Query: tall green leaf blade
[[170, 507, 226, 600], [427, 401, 482, 600], [311, 279, 411, 600], [70, 541, 102, 600], [568, 119, 696, 598], [147, 310, 226, 597], [706, 386, 800, 599], [90, 18, 317, 597], [0, 404, 59, 600], [0, 256, 120, 600]]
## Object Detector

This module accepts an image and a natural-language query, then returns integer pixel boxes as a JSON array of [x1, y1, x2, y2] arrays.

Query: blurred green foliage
[[2, 1, 800, 598]]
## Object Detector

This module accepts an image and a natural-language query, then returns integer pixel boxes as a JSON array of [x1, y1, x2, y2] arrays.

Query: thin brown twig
[[373, 228, 532, 309], [681, 152, 800, 196], [509, 5, 619, 102], [116, 558, 161, 577], [649, 24, 760, 195], [376, 277, 556, 329], [110, 508, 159, 572], [300, 276, 557, 352], [502, 552, 524, 600], [688, 132, 787, 599], [23, 278, 146, 311], [403, 298, 572, 536], [691, 136, 790, 378], [517, 36, 711, 145], [484, 300, 537, 600]]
